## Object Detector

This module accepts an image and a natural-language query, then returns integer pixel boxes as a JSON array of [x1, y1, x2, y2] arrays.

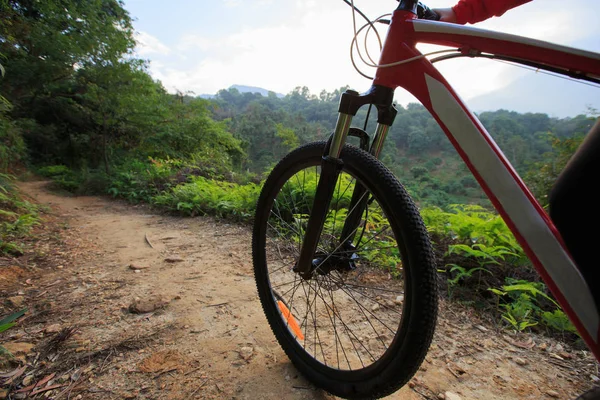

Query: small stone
[[515, 358, 527, 366], [128, 264, 148, 270], [546, 390, 560, 398], [371, 304, 380, 312], [134, 270, 141, 274], [554, 344, 564, 352], [22, 375, 33, 386], [475, 325, 488, 332], [438, 394, 445, 400], [83, 365, 95, 374], [239, 346, 253, 361], [408, 381, 415, 388], [394, 295, 404, 304], [56, 265, 64, 269], [45, 324, 62, 334], [539, 343, 548, 351], [129, 296, 168, 314], [7, 296, 24, 307], [71, 369, 82, 381], [445, 392, 462, 400]]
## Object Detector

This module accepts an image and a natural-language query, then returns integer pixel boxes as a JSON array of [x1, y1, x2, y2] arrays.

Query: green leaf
[[502, 283, 558, 306], [0, 309, 26, 326], [0, 322, 15, 333], [488, 288, 507, 296]]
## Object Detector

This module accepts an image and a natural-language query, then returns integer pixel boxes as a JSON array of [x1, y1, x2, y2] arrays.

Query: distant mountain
[[229, 84, 285, 98], [198, 85, 285, 100], [468, 72, 599, 118]]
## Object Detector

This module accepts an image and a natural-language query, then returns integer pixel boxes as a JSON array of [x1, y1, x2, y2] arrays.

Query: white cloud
[[136, 31, 171, 56], [136, 0, 600, 107], [222, 0, 241, 8]]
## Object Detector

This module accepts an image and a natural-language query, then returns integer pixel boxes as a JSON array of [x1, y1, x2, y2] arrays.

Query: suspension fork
[[294, 85, 397, 279], [339, 123, 392, 248]]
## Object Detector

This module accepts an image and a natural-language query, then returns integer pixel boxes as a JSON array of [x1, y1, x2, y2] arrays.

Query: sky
[[123, 0, 600, 117]]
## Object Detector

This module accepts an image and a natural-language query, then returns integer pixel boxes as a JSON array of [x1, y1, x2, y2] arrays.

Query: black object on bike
[[397, 0, 441, 20], [417, 2, 441, 20]]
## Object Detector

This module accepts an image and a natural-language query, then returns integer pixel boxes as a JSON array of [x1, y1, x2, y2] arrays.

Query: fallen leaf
[[138, 350, 182, 373], [44, 324, 62, 334], [7, 296, 25, 307], [3, 342, 35, 354], [15, 383, 37, 393], [3, 366, 27, 384], [34, 373, 56, 389], [0, 366, 26, 379], [29, 383, 67, 396]]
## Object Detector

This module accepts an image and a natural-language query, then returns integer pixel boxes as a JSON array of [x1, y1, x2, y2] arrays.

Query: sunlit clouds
[[126, 0, 599, 115]]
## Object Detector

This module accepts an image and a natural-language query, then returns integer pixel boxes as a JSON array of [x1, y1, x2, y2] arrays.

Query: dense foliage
[[0, 173, 41, 256], [211, 86, 595, 208], [1, 0, 596, 342]]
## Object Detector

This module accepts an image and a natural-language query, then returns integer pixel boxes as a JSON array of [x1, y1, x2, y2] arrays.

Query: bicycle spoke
[[335, 283, 397, 336], [309, 276, 376, 367]]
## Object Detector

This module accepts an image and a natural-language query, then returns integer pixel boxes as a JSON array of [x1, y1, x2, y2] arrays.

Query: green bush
[[152, 176, 260, 220], [37, 165, 81, 192], [490, 279, 577, 336], [0, 173, 40, 256], [0, 118, 26, 171]]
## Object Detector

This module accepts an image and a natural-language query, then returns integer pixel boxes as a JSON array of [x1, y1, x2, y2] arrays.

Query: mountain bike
[[252, 0, 600, 398]]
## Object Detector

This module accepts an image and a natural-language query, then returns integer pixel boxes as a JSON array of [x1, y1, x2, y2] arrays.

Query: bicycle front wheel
[[253, 141, 438, 399]]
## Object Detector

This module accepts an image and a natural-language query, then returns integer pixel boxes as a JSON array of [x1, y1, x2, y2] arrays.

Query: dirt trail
[[1, 180, 597, 399]]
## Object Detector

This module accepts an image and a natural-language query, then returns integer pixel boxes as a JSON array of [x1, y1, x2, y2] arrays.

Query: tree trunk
[[102, 114, 110, 174]]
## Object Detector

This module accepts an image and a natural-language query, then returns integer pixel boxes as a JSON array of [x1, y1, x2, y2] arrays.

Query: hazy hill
[[200, 84, 285, 99]]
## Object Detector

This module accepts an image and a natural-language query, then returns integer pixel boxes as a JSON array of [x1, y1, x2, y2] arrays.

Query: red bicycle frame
[[372, 10, 600, 360]]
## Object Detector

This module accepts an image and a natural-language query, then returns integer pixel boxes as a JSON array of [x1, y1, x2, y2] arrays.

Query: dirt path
[[1, 181, 598, 399]]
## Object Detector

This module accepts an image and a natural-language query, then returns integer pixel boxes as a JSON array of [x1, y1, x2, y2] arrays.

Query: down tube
[[409, 70, 599, 357]]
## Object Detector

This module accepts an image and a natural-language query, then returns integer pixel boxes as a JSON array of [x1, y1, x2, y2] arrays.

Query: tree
[[275, 123, 299, 157], [0, 0, 134, 107], [0, 0, 137, 167]]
